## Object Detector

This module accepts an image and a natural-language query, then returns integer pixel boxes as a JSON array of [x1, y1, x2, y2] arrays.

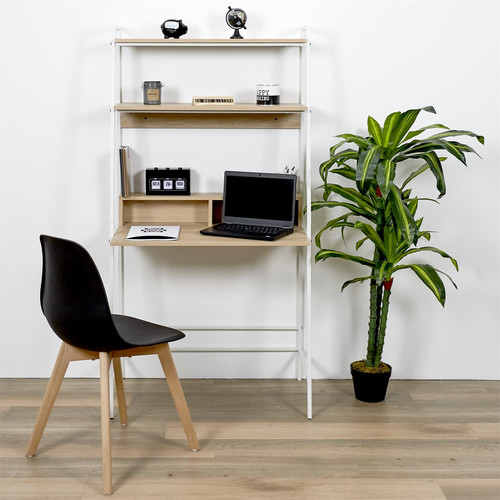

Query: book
[[119, 146, 131, 197], [126, 225, 180, 241]]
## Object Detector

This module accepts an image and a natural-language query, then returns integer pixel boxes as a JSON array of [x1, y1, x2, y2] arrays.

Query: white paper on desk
[[126, 225, 180, 241]]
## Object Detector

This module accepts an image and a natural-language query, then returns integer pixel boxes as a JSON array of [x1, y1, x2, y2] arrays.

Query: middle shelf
[[111, 193, 310, 247]]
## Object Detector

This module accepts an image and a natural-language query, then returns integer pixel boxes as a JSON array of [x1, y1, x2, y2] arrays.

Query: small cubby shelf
[[111, 193, 308, 247]]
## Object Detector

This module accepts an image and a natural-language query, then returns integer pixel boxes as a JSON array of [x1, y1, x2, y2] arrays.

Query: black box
[[146, 168, 191, 195]]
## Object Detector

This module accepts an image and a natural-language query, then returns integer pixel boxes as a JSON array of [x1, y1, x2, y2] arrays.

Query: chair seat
[[112, 314, 185, 350]]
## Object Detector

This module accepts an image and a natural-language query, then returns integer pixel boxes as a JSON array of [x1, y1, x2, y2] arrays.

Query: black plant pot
[[350, 362, 392, 403]]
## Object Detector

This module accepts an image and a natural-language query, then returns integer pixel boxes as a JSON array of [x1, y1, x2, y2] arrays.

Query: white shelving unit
[[110, 28, 313, 418]]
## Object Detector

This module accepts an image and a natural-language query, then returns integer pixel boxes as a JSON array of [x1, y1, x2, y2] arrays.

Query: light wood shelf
[[111, 193, 309, 247], [115, 104, 307, 129], [115, 38, 308, 46], [114, 103, 307, 112], [111, 223, 309, 247]]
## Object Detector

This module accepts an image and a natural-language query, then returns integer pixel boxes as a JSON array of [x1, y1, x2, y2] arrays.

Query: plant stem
[[374, 285, 391, 366], [366, 201, 385, 367], [366, 277, 381, 367]]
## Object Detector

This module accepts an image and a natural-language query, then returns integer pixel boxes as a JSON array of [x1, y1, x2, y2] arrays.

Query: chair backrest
[[40, 235, 122, 352]]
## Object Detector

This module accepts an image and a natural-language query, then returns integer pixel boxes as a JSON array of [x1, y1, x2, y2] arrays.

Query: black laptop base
[[200, 223, 293, 241]]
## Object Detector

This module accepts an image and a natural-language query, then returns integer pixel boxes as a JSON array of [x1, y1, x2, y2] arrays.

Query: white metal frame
[[109, 28, 313, 418]]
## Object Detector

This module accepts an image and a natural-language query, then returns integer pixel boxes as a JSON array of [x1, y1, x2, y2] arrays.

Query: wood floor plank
[[164, 421, 477, 440], [0, 478, 87, 498], [0, 477, 449, 499]]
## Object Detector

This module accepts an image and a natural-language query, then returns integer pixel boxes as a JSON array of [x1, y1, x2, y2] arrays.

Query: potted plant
[[312, 106, 483, 402]]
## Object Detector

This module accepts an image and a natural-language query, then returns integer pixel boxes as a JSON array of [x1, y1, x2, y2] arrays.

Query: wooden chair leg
[[99, 352, 112, 496], [112, 358, 128, 425], [156, 344, 200, 451], [26, 342, 71, 457]]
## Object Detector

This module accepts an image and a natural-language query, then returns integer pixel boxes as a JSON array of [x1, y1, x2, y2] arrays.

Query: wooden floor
[[0, 378, 499, 499]]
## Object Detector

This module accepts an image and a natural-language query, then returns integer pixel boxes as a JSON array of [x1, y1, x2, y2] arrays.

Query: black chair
[[27, 235, 199, 495]]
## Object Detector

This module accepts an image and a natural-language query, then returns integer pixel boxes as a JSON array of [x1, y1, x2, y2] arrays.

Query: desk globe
[[226, 7, 247, 39]]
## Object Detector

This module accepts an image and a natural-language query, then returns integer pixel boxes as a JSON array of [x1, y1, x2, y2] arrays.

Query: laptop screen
[[222, 171, 297, 227]]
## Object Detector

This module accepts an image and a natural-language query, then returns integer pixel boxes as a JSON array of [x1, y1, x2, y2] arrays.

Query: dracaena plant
[[312, 106, 483, 370]]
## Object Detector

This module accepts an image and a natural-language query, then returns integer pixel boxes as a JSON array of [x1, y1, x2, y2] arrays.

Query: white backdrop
[[1, 0, 499, 380]]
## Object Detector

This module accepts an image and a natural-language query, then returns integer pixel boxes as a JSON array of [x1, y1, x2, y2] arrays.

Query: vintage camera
[[146, 168, 191, 195]]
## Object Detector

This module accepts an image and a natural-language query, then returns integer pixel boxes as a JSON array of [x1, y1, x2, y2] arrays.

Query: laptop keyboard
[[216, 223, 284, 236]]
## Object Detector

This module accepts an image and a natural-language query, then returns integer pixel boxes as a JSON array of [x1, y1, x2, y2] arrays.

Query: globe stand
[[230, 28, 244, 39]]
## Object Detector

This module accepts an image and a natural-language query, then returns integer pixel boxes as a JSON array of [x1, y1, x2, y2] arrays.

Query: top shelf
[[114, 38, 308, 47]]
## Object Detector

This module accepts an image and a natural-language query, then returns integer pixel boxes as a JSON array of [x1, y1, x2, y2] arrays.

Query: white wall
[[1, 0, 499, 380]]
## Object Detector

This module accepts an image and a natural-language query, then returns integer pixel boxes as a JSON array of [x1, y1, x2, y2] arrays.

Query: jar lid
[[142, 81, 164, 87]]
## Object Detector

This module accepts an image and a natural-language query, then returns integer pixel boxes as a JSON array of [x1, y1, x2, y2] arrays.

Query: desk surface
[[111, 223, 310, 247]]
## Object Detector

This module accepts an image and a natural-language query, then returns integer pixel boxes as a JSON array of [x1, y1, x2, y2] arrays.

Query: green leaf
[[427, 129, 484, 146], [341, 275, 372, 291], [389, 106, 436, 148], [330, 140, 348, 158], [353, 221, 387, 257], [383, 225, 397, 261], [310, 200, 335, 211], [447, 141, 481, 157], [315, 249, 375, 268], [388, 186, 417, 244], [381, 111, 401, 148], [320, 149, 359, 182], [324, 166, 357, 182], [400, 137, 474, 166], [314, 214, 354, 248], [436, 269, 458, 289], [401, 163, 430, 190], [331, 149, 359, 163], [420, 151, 446, 197], [374, 261, 393, 285], [337, 133, 371, 149], [355, 236, 369, 251], [398, 150, 446, 197], [396, 246, 459, 271], [310, 200, 376, 221], [368, 116, 383, 145], [319, 159, 335, 181], [396, 264, 447, 306], [323, 184, 376, 213], [408, 197, 419, 216], [376, 159, 395, 199], [417, 230, 432, 242], [356, 146, 383, 194], [401, 123, 449, 143], [422, 139, 467, 165]]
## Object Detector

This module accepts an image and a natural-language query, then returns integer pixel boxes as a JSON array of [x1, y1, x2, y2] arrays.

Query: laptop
[[200, 170, 297, 241]]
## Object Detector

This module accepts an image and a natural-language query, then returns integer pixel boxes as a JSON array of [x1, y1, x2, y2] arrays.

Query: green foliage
[[313, 107, 483, 367]]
